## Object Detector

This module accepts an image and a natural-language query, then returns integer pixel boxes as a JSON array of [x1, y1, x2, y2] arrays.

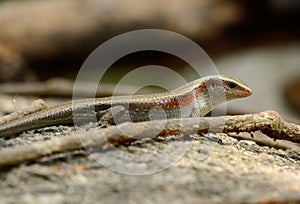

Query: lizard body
[[0, 75, 252, 137]]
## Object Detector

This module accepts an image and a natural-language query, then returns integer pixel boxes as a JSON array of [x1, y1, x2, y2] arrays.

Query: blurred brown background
[[0, 0, 299, 121]]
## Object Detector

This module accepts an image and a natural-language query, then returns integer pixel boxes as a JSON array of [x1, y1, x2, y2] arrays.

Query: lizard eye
[[228, 82, 237, 89]]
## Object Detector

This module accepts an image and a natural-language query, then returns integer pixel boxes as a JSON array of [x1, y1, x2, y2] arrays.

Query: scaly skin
[[0, 75, 252, 137]]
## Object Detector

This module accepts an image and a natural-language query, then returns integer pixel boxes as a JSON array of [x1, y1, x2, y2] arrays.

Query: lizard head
[[218, 75, 253, 100], [196, 75, 252, 102]]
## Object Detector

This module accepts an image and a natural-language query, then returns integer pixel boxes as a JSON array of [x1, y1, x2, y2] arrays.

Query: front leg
[[96, 105, 127, 127]]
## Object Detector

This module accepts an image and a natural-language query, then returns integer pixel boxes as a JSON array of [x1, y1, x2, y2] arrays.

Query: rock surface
[[0, 122, 299, 203]]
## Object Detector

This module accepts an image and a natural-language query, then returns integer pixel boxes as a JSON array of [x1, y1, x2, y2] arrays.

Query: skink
[[0, 75, 252, 137]]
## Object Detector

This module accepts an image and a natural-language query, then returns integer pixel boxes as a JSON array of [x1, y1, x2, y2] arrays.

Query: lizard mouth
[[241, 88, 253, 97], [244, 87, 253, 97], [228, 87, 252, 99]]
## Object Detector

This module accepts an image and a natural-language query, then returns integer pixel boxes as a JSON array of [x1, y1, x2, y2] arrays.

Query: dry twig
[[0, 110, 299, 167], [0, 99, 47, 125]]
